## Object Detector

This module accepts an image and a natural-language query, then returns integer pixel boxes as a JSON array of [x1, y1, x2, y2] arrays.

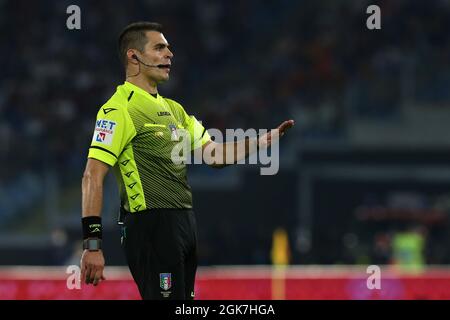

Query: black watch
[[83, 238, 102, 251]]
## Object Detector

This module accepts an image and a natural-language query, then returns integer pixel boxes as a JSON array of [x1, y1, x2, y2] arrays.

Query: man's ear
[[127, 50, 138, 64]]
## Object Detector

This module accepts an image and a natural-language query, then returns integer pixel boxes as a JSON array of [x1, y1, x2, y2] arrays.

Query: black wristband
[[82, 216, 102, 240]]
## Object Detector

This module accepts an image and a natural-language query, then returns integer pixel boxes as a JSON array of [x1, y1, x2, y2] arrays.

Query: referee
[[80, 22, 294, 300]]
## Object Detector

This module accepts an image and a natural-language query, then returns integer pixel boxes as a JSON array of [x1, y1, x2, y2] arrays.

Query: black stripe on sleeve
[[89, 146, 118, 159], [127, 91, 134, 101], [201, 128, 206, 138]]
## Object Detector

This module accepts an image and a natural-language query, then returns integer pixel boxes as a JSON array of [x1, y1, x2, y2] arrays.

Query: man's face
[[138, 31, 173, 83]]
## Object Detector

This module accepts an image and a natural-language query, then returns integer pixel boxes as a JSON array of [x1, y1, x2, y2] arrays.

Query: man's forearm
[[80, 159, 109, 241], [214, 137, 258, 168], [81, 173, 104, 218], [81, 173, 104, 242]]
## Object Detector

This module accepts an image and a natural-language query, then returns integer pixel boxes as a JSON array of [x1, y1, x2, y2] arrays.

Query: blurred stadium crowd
[[0, 0, 450, 266]]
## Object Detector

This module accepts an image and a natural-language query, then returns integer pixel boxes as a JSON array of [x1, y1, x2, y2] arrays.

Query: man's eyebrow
[[153, 43, 170, 48]]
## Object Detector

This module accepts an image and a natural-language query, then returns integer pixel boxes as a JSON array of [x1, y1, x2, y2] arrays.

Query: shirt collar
[[123, 81, 160, 101]]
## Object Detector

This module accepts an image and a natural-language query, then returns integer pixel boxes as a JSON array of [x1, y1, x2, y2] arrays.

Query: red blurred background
[[1, 266, 450, 300]]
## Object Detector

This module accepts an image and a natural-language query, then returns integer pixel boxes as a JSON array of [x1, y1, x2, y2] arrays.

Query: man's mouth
[[157, 64, 171, 69]]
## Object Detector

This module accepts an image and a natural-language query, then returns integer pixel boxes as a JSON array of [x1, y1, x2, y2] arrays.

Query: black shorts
[[121, 208, 198, 300]]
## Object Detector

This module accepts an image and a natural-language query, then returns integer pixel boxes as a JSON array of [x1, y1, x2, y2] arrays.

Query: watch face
[[88, 239, 100, 250], [85, 239, 101, 251]]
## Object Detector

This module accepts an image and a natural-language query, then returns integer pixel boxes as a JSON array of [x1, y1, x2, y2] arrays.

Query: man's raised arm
[[203, 119, 295, 168]]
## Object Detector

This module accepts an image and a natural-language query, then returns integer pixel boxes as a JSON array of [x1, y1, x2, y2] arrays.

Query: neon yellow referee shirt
[[88, 81, 211, 211]]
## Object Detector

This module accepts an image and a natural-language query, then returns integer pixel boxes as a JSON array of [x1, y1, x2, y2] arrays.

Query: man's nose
[[166, 48, 174, 59]]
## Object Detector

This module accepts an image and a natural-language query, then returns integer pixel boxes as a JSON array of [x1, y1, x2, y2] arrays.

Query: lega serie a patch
[[92, 119, 117, 146]]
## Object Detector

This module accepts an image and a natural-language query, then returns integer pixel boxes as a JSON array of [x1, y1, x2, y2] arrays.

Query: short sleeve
[[88, 105, 136, 166], [185, 115, 211, 150], [166, 98, 211, 151]]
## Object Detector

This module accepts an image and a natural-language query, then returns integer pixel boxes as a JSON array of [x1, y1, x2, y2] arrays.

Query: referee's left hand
[[80, 250, 106, 286], [259, 119, 295, 149]]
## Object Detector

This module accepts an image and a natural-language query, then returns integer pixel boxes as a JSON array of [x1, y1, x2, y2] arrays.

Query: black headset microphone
[[132, 54, 160, 68]]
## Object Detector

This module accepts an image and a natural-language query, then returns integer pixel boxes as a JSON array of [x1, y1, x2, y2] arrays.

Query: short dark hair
[[118, 22, 163, 67]]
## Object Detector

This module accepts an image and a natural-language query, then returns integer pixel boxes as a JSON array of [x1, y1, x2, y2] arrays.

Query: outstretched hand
[[258, 119, 295, 149], [277, 119, 295, 137]]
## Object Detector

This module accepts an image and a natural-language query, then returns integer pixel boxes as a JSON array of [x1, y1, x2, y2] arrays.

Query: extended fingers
[[278, 120, 295, 132], [277, 120, 295, 136]]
